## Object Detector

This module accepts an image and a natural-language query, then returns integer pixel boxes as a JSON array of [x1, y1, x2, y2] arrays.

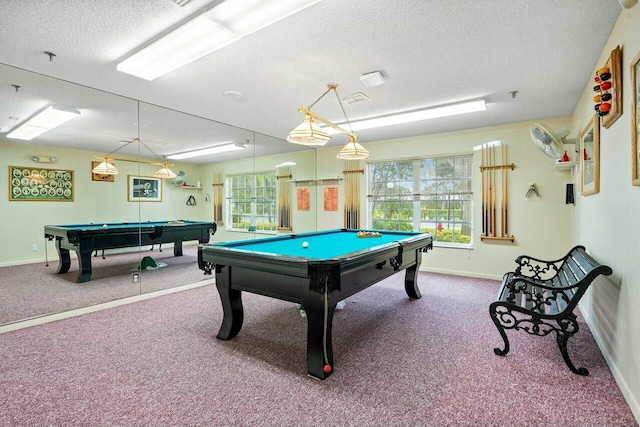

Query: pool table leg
[[54, 242, 71, 274], [173, 241, 183, 256], [75, 249, 93, 283], [404, 253, 423, 299], [215, 265, 244, 340], [303, 292, 336, 380]]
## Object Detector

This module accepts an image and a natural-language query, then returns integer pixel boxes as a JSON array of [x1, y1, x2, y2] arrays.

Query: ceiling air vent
[[341, 92, 371, 105], [171, 0, 192, 6]]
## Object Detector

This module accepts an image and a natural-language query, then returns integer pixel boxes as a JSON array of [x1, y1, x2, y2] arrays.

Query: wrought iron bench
[[489, 245, 612, 375]]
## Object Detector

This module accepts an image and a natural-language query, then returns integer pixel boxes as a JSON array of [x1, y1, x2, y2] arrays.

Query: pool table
[[197, 228, 432, 379], [45, 220, 216, 283]]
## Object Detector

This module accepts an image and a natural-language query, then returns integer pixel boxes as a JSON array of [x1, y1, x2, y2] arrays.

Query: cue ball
[[102, 224, 108, 228], [302, 241, 309, 248]]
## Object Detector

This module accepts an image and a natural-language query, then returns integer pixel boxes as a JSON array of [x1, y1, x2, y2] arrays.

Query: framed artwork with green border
[[9, 166, 74, 201]]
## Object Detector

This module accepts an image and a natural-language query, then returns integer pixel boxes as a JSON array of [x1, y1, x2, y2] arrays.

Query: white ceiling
[[0, 0, 622, 163]]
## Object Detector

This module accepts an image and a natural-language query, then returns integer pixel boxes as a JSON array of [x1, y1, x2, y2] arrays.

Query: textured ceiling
[[0, 0, 622, 163]]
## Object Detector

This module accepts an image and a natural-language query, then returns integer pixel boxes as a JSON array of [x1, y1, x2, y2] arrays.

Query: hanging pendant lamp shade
[[153, 164, 177, 179], [336, 138, 370, 160], [287, 114, 331, 146], [92, 159, 119, 175]]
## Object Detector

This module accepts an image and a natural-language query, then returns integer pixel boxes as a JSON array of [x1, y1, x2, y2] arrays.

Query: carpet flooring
[[0, 272, 636, 426], [0, 245, 207, 324]]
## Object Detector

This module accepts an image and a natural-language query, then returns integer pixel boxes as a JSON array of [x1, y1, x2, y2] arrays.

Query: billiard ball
[[102, 224, 108, 228], [302, 241, 309, 248], [323, 364, 332, 374]]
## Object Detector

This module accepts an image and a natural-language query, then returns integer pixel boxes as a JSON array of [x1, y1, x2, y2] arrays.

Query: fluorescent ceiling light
[[323, 99, 487, 134], [7, 104, 80, 140], [166, 143, 245, 159], [118, 0, 322, 80]]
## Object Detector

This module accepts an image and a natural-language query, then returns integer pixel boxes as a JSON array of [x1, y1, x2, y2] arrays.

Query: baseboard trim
[[580, 302, 640, 424], [421, 266, 502, 281]]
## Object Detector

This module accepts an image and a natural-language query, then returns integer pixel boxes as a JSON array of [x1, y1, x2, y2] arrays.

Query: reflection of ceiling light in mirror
[[92, 159, 119, 175], [166, 143, 245, 159], [323, 99, 487, 134], [153, 165, 178, 179], [117, 0, 323, 80], [7, 104, 80, 140]]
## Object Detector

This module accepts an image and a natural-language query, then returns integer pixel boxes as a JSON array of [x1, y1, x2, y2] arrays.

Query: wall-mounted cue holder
[[480, 143, 515, 242]]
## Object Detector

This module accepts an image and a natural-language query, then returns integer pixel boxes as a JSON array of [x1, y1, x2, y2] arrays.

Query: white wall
[[0, 139, 209, 266], [570, 5, 640, 420]]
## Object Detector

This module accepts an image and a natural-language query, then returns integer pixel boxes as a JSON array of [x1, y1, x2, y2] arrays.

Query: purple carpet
[[0, 273, 636, 426], [0, 245, 207, 324]]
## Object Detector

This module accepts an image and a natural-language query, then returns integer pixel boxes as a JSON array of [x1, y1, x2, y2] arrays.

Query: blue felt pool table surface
[[212, 229, 422, 259]]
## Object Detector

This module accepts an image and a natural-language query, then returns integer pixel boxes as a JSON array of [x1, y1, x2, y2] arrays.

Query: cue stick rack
[[480, 143, 515, 242]]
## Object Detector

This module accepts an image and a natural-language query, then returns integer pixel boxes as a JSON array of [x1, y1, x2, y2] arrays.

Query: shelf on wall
[[179, 185, 202, 190], [553, 161, 577, 170]]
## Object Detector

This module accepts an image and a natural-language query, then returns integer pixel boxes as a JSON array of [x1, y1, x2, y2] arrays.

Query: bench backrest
[[508, 246, 612, 316]]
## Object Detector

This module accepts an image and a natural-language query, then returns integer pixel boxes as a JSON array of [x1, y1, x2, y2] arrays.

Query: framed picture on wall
[[631, 50, 640, 186], [580, 115, 600, 196], [9, 166, 74, 202], [128, 175, 162, 202]]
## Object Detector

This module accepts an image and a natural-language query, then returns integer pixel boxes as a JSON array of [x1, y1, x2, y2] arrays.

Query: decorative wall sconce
[[31, 155, 58, 163]]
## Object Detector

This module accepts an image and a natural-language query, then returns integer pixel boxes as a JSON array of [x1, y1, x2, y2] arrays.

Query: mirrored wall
[[0, 63, 317, 325]]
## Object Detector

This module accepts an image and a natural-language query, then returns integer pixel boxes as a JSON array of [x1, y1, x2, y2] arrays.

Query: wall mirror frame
[[631, 50, 640, 186], [580, 114, 600, 196]]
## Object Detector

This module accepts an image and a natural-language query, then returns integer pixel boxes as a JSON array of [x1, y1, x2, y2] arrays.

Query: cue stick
[[504, 146, 509, 236], [489, 145, 496, 237], [484, 144, 489, 236], [492, 145, 496, 237], [483, 144, 487, 236]]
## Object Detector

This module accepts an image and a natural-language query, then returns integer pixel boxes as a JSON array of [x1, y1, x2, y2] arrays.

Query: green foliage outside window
[[369, 155, 473, 246]]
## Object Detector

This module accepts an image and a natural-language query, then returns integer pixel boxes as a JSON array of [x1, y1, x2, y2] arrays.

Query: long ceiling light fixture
[[7, 104, 80, 141], [287, 83, 370, 160], [166, 142, 245, 160], [117, 0, 323, 81], [322, 99, 487, 134], [92, 137, 177, 179]]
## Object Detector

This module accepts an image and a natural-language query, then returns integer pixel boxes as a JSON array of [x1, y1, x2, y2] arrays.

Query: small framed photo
[[128, 175, 162, 202], [631, 50, 640, 186]]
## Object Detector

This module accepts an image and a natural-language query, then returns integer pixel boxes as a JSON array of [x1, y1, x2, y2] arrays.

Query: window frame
[[226, 171, 278, 233], [367, 154, 474, 248]]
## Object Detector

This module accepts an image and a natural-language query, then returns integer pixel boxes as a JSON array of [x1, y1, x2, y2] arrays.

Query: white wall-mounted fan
[[530, 123, 576, 160], [169, 170, 186, 185]]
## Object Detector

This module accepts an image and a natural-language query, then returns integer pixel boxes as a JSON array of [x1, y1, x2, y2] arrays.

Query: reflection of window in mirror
[[580, 114, 600, 196]]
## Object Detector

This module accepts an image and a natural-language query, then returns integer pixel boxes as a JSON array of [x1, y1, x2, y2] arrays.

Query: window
[[368, 155, 473, 247], [227, 172, 277, 232]]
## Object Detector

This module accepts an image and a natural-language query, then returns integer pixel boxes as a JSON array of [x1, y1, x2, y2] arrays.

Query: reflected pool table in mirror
[[45, 220, 216, 283]]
